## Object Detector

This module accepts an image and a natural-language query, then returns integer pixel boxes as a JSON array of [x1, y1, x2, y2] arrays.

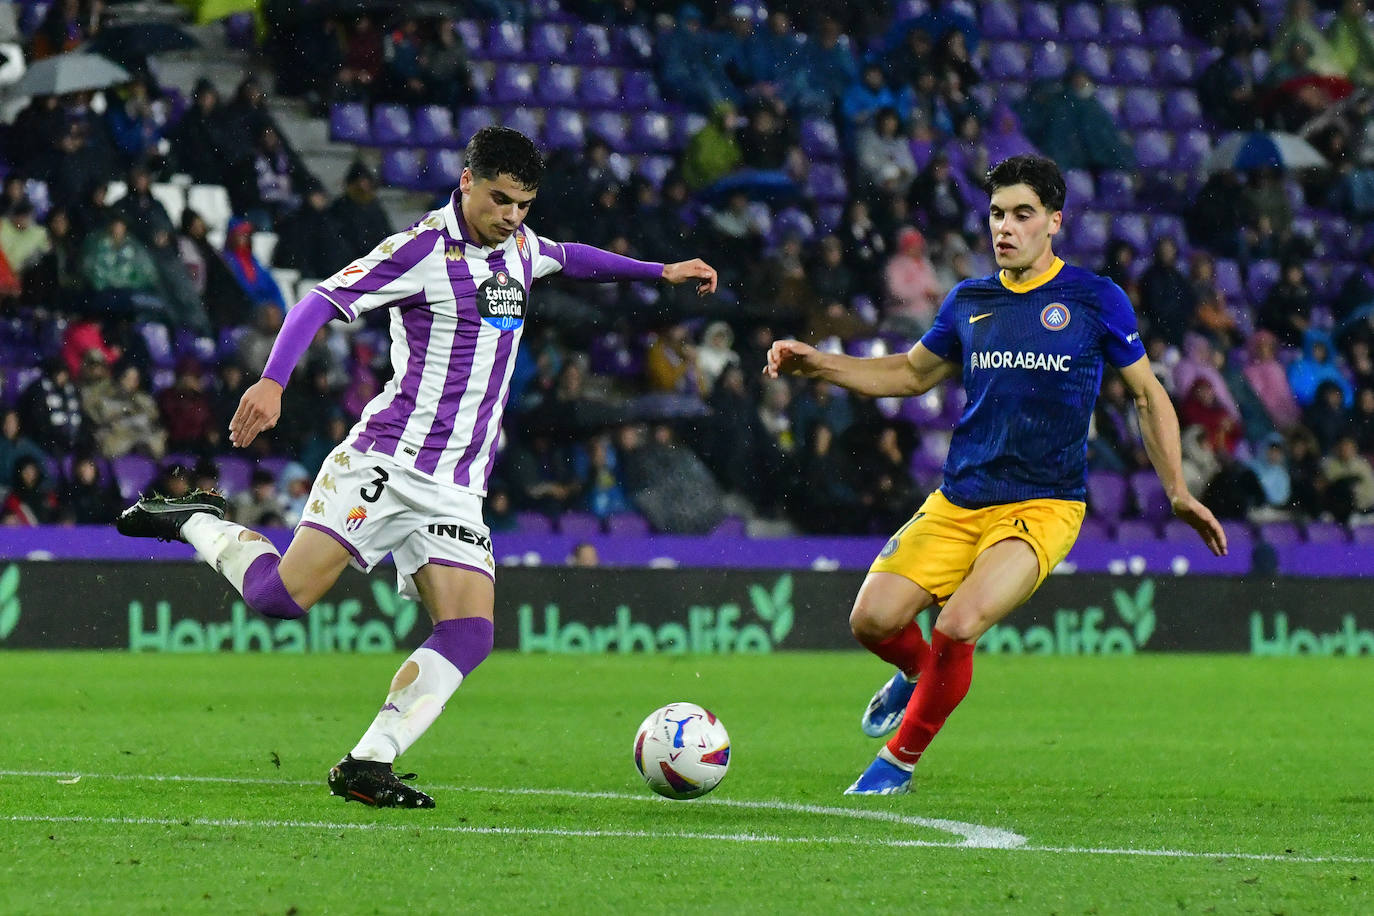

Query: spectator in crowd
[[59, 317, 119, 377], [2, 457, 57, 525], [170, 79, 233, 185], [856, 107, 917, 200], [1175, 334, 1243, 420], [507, 431, 581, 517], [683, 103, 742, 191], [695, 365, 757, 497], [1100, 238, 1138, 302], [748, 232, 813, 327], [1327, 0, 1374, 86], [148, 228, 213, 335], [799, 422, 866, 534], [1258, 261, 1314, 348], [0, 201, 51, 282], [1187, 251, 1240, 349], [837, 199, 888, 296], [179, 210, 254, 331], [329, 162, 392, 255], [1284, 427, 1326, 517], [0, 409, 48, 488], [222, 218, 287, 313], [231, 468, 289, 527], [157, 356, 217, 454], [1288, 328, 1353, 408], [792, 16, 857, 117], [81, 353, 166, 460], [1245, 329, 1303, 432], [114, 165, 174, 246], [104, 77, 164, 167], [626, 423, 727, 534], [853, 421, 920, 533], [279, 462, 312, 521], [1203, 450, 1267, 519], [19, 357, 88, 454], [737, 100, 797, 173], [1247, 433, 1293, 518], [810, 234, 857, 308], [381, 17, 427, 105], [842, 63, 914, 137], [41, 118, 116, 212], [1016, 67, 1135, 172], [1321, 433, 1374, 520], [1139, 237, 1197, 347], [645, 323, 700, 395], [568, 542, 601, 566], [336, 14, 383, 100], [908, 153, 968, 243], [234, 126, 310, 229], [81, 214, 167, 320], [1090, 372, 1149, 472], [576, 434, 631, 519], [790, 378, 855, 453], [27, 0, 96, 60], [22, 208, 85, 311], [1346, 339, 1374, 392], [1272, 0, 1341, 78], [1199, 24, 1259, 129], [656, 4, 735, 112], [273, 181, 347, 280], [741, 10, 807, 98], [1180, 377, 1243, 458], [1305, 378, 1352, 453], [419, 17, 475, 109], [695, 321, 739, 395], [1186, 170, 1253, 259], [58, 455, 121, 525], [883, 226, 940, 336]]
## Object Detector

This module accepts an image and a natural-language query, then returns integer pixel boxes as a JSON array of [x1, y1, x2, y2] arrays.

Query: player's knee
[[849, 600, 903, 643], [934, 606, 991, 643]]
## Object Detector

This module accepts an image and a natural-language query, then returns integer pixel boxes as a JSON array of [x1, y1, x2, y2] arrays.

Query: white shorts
[[296, 443, 495, 601]]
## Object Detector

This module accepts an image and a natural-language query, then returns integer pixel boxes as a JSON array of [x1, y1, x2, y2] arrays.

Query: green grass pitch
[[2, 651, 1371, 913]]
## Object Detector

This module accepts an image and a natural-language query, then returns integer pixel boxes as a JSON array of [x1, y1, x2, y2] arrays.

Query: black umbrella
[[90, 22, 200, 60]]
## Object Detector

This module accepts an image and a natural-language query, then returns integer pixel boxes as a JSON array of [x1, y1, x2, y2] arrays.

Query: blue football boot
[[860, 669, 917, 738], [843, 750, 913, 796]]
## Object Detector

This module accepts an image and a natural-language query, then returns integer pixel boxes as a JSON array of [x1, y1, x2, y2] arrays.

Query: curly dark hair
[[464, 126, 544, 190], [985, 154, 1066, 213]]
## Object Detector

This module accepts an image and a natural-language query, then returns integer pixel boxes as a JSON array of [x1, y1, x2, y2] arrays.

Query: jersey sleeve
[[309, 228, 440, 321], [532, 234, 567, 280], [1097, 279, 1147, 368], [919, 285, 963, 361]]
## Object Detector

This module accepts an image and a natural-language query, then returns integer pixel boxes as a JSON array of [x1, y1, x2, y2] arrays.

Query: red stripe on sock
[[885, 629, 975, 767], [859, 622, 930, 678]]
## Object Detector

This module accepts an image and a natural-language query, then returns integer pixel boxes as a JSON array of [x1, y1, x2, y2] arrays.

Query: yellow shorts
[[869, 490, 1085, 605]]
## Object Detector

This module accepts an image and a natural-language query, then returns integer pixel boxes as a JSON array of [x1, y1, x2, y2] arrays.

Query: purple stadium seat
[[175, 329, 217, 363], [1094, 86, 1122, 118], [1097, 170, 1135, 209], [457, 107, 495, 144], [1079, 517, 1111, 541], [585, 111, 628, 150], [606, 512, 650, 536], [454, 19, 483, 54], [1103, 4, 1144, 44], [329, 102, 370, 145], [673, 112, 708, 146], [542, 108, 585, 151], [139, 322, 175, 368], [1352, 526, 1374, 546], [1130, 470, 1172, 522], [490, 64, 536, 105], [113, 455, 157, 501], [1086, 470, 1128, 521], [1144, 6, 1186, 45], [1135, 131, 1173, 169], [1077, 43, 1112, 83], [1112, 214, 1150, 252], [800, 119, 840, 160], [1064, 2, 1102, 40], [1162, 519, 1197, 542], [1115, 519, 1158, 542], [1111, 47, 1152, 84], [485, 21, 525, 60], [578, 67, 620, 107], [516, 512, 553, 535], [217, 456, 252, 495], [1170, 128, 1211, 170], [985, 42, 1028, 81], [622, 70, 661, 110], [426, 149, 465, 190], [1022, 2, 1059, 40], [537, 64, 578, 105], [1151, 214, 1187, 248], [528, 22, 569, 61], [713, 516, 747, 537], [627, 112, 672, 153], [816, 203, 844, 233], [370, 104, 412, 146], [771, 207, 815, 245], [1248, 260, 1280, 302], [380, 148, 425, 190], [1063, 169, 1095, 206], [1257, 521, 1301, 546], [412, 105, 456, 148], [503, 108, 541, 141], [1305, 521, 1349, 544], [1163, 89, 1203, 130], [620, 25, 654, 65], [1121, 88, 1163, 129], [1028, 42, 1069, 81], [981, 0, 1019, 39], [1070, 210, 1110, 256], [1153, 45, 1195, 84], [570, 24, 613, 64], [898, 389, 943, 426], [807, 163, 848, 203], [558, 512, 600, 537], [635, 155, 673, 188]]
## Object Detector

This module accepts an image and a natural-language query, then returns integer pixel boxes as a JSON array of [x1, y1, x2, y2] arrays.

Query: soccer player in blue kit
[[767, 155, 1228, 795]]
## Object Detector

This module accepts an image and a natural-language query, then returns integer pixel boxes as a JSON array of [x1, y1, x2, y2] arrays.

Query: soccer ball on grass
[[633, 702, 731, 800]]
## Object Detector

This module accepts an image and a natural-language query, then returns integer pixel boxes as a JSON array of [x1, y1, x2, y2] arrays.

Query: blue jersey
[[919, 258, 1146, 508]]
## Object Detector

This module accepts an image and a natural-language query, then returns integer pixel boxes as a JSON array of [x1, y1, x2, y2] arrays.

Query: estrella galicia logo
[[1040, 302, 1070, 331], [477, 269, 526, 331]]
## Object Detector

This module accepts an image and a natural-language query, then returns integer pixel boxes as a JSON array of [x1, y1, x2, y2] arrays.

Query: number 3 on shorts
[[360, 467, 389, 503]]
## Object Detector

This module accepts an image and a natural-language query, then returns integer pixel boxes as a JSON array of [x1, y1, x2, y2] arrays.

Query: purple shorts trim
[[299, 521, 368, 570], [425, 557, 495, 583]]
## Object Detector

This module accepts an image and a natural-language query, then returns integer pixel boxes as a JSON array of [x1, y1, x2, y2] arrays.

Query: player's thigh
[[410, 562, 495, 624], [277, 526, 354, 608], [934, 538, 1041, 643], [849, 572, 937, 641]]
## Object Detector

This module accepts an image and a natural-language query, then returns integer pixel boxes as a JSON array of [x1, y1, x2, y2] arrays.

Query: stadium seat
[[1134, 131, 1173, 169], [578, 67, 620, 107], [1063, 169, 1095, 206], [542, 108, 585, 150], [528, 22, 569, 61], [1102, 4, 1144, 44], [672, 111, 708, 146], [1305, 521, 1349, 544], [113, 455, 158, 502], [1063, 2, 1102, 40], [503, 107, 542, 140], [329, 102, 370, 145], [412, 106, 456, 148], [1257, 521, 1301, 546], [1111, 214, 1150, 253], [606, 513, 649, 536], [1115, 519, 1158, 542], [621, 70, 661, 110], [485, 21, 524, 60], [1153, 45, 1195, 84], [1069, 210, 1109, 256], [712, 516, 746, 537], [1076, 43, 1112, 83], [558, 512, 601, 537], [516, 511, 553, 534], [1079, 517, 1110, 541], [800, 119, 840, 160], [585, 111, 629, 150], [981, 0, 1019, 39], [1163, 89, 1202, 130], [1129, 470, 1172, 522], [1143, 6, 1186, 46], [627, 112, 672, 153], [1170, 129, 1212, 170], [1093, 86, 1122, 119], [380, 148, 425, 190], [770, 207, 814, 246], [1022, 2, 1059, 41], [1352, 525, 1374, 546], [985, 42, 1028, 81], [1110, 47, 1152, 84], [807, 163, 848, 203], [457, 107, 495, 144], [251, 230, 278, 265], [1086, 470, 1128, 521], [489, 64, 536, 105], [1247, 260, 1280, 302], [1097, 171, 1134, 209], [1162, 519, 1197, 542], [185, 184, 231, 239], [139, 322, 175, 369], [570, 24, 613, 64], [454, 19, 483, 54], [1151, 214, 1186, 248], [426, 149, 465, 190], [370, 104, 413, 146], [634, 155, 673, 188], [1121, 88, 1163, 129], [537, 63, 578, 105], [620, 25, 654, 64], [1028, 42, 1069, 81]]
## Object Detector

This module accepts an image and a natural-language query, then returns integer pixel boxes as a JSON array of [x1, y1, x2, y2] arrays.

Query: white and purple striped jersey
[[310, 192, 579, 496]]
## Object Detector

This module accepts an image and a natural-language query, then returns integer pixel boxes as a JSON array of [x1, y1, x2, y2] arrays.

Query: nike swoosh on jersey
[[969, 313, 993, 324]]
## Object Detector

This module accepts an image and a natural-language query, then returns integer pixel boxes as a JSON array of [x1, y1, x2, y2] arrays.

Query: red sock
[[858, 622, 930, 679], [885, 629, 975, 767]]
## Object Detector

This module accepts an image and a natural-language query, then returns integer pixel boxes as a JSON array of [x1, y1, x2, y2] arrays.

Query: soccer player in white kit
[[118, 127, 718, 808]]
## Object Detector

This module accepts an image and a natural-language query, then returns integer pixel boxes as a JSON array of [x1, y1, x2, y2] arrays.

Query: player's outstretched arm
[[766, 339, 956, 398], [661, 258, 718, 296], [1119, 358, 1228, 557]]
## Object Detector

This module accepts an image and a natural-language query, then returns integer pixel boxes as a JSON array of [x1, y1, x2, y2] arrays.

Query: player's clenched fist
[[766, 339, 824, 379], [229, 378, 284, 448], [661, 258, 718, 295]]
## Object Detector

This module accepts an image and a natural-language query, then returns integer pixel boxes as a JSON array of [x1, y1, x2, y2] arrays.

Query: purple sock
[[242, 553, 306, 620], [424, 617, 494, 676]]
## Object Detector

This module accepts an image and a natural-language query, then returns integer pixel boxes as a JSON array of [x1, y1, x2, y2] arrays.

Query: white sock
[[181, 514, 280, 593], [351, 648, 463, 764]]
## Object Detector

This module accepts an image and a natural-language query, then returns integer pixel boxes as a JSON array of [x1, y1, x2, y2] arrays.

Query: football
[[632, 702, 731, 800]]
